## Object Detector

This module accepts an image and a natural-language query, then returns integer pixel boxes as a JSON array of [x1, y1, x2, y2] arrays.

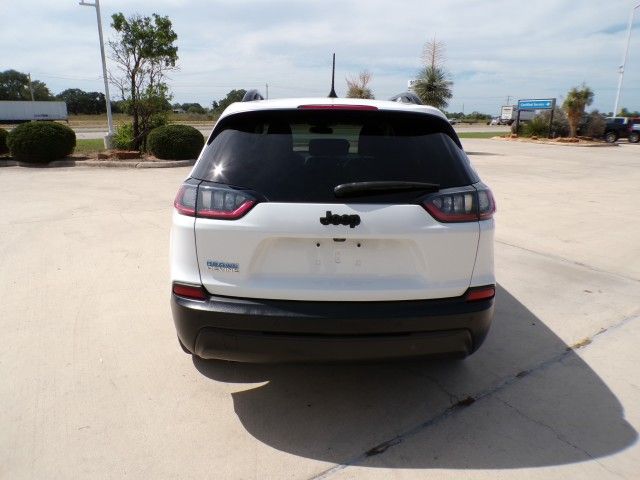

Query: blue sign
[[518, 99, 555, 110]]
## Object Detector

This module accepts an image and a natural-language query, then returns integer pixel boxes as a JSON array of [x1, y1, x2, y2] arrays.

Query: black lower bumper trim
[[171, 292, 494, 363], [194, 327, 473, 362]]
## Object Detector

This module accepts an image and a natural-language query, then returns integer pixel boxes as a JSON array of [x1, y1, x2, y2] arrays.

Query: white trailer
[[0, 101, 68, 122], [499, 105, 535, 125]]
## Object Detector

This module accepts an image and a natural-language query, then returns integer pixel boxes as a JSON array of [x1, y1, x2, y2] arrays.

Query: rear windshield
[[192, 109, 478, 203]]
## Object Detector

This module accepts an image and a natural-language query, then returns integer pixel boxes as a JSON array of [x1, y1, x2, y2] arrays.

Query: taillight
[[196, 183, 256, 219], [172, 282, 207, 300], [477, 188, 496, 220], [174, 183, 197, 216], [422, 186, 495, 223], [174, 182, 257, 220], [465, 286, 495, 302]]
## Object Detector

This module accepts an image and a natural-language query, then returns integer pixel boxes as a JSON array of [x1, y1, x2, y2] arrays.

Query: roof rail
[[242, 89, 265, 102], [389, 92, 423, 105]]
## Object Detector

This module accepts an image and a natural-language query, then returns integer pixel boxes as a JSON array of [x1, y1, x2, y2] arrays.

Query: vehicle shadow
[[192, 285, 637, 469]]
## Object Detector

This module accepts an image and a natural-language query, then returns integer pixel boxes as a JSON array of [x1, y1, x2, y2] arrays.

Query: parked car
[[629, 119, 640, 143], [170, 97, 496, 362], [604, 116, 640, 143]]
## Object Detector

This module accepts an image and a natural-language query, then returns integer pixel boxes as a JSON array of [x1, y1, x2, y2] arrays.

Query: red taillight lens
[[172, 283, 207, 300], [174, 182, 257, 220], [422, 187, 495, 223], [465, 286, 495, 302]]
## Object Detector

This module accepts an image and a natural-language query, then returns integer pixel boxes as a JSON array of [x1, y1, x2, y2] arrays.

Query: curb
[[0, 158, 195, 169], [491, 138, 619, 148]]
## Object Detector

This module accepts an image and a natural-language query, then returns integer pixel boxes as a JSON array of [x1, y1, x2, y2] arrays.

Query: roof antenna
[[328, 53, 338, 98]]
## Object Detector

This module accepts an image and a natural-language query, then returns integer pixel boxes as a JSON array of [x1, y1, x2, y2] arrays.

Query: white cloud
[[1, 0, 638, 113]]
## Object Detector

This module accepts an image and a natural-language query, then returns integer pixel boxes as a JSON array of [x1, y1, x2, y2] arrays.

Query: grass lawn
[[75, 138, 105, 154], [71, 130, 503, 155], [457, 131, 505, 139], [67, 113, 216, 127]]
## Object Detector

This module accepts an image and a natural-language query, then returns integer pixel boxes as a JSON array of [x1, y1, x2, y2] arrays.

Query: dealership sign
[[518, 99, 555, 110], [514, 98, 557, 138]]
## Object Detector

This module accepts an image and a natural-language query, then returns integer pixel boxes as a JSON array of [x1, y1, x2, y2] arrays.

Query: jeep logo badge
[[319, 210, 361, 228]]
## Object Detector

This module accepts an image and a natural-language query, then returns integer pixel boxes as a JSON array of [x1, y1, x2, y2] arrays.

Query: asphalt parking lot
[[1, 139, 639, 479]]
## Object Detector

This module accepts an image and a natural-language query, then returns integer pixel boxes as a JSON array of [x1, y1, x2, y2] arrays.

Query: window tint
[[192, 110, 478, 203]]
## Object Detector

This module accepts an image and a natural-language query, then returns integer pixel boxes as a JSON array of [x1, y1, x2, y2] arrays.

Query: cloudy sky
[[1, 0, 639, 114]]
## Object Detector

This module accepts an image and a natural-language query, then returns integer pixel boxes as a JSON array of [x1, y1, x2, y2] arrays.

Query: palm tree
[[563, 84, 594, 138], [345, 70, 374, 99], [413, 38, 453, 110], [413, 66, 452, 110]]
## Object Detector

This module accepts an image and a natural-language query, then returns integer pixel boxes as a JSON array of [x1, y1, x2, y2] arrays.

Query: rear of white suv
[[170, 98, 495, 362]]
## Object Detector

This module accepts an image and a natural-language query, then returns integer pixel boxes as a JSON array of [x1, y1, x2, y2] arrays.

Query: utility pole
[[265, 83, 269, 100], [505, 95, 511, 106], [80, 0, 114, 149], [27, 73, 35, 101], [613, 2, 640, 116]]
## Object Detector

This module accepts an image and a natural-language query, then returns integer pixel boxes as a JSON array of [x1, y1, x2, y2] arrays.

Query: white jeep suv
[[170, 97, 495, 362]]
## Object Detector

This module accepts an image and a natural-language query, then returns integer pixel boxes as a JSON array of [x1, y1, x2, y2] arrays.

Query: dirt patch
[[90, 151, 178, 162]]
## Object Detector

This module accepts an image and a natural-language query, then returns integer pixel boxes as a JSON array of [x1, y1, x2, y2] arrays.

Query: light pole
[[613, 2, 640, 116], [80, 0, 114, 148]]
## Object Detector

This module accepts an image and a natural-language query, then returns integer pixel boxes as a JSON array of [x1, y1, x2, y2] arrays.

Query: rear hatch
[[188, 107, 482, 301]]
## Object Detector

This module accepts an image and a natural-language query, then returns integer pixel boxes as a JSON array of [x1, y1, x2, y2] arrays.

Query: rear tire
[[605, 131, 618, 143], [629, 132, 639, 143]]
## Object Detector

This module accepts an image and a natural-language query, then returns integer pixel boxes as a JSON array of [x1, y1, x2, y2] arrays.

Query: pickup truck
[[604, 117, 640, 143]]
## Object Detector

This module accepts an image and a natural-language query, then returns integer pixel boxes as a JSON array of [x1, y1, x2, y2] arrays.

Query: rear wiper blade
[[334, 181, 440, 198]]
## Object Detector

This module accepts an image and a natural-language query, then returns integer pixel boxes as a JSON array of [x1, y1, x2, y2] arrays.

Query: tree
[[108, 12, 178, 149], [28, 80, 52, 101], [345, 70, 374, 99], [180, 102, 206, 114], [412, 38, 453, 110], [0, 70, 53, 100], [57, 88, 106, 114], [562, 84, 594, 138], [618, 107, 640, 117], [212, 89, 246, 114]]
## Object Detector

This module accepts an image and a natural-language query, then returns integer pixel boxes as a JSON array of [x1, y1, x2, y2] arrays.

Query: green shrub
[[7, 121, 75, 163], [583, 111, 606, 138], [0, 127, 8, 155], [147, 113, 169, 130], [140, 113, 169, 151], [540, 108, 569, 137], [512, 108, 570, 138], [147, 124, 204, 160], [112, 115, 169, 151], [112, 122, 134, 150], [523, 116, 549, 137]]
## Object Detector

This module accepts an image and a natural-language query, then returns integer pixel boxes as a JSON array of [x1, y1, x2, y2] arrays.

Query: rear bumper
[[171, 291, 494, 362]]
